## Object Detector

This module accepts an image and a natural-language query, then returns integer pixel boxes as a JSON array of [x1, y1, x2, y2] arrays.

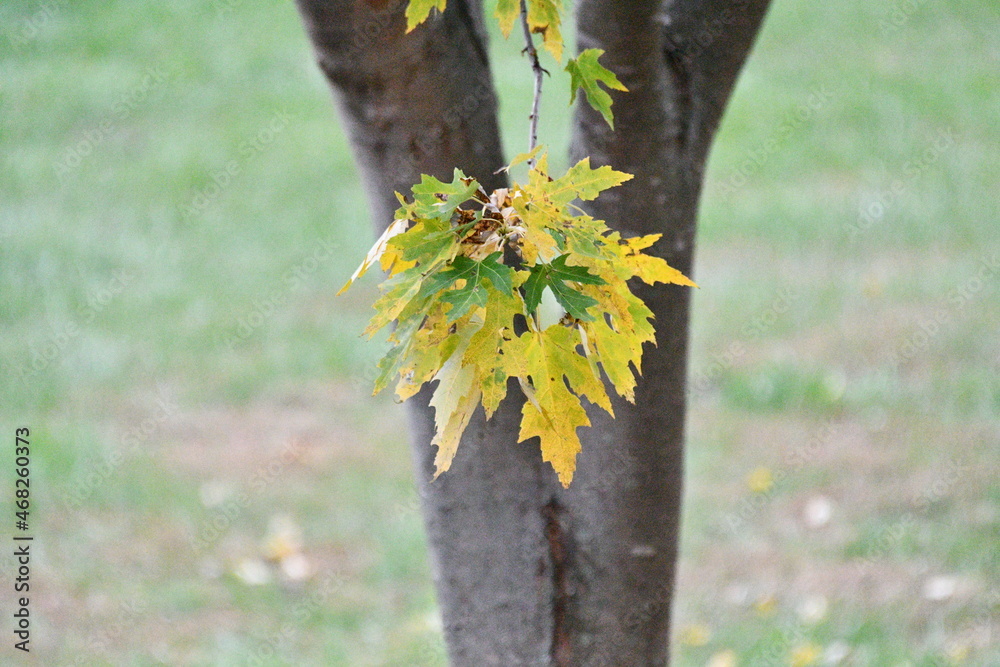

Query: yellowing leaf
[[544, 157, 633, 204], [520, 387, 586, 488], [432, 384, 482, 477], [566, 48, 628, 128], [429, 315, 484, 477], [364, 269, 426, 337], [494, 0, 519, 37], [526, 0, 564, 60], [506, 326, 612, 486], [405, 0, 447, 32], [516, 202, 560, 264], [491, 0, 564, 59], [467, 289, 520, 417], [621, 235, 698, 286], [395, 310, 456, 400], [504, 144, 544, 172], [545, 325, 612, 414], [338, 217, 409, 295], [581, 313, 639, 402], [339, 155, 695, 488]]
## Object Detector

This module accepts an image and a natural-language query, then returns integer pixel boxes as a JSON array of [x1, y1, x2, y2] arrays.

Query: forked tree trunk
[[295, 0, 770, 664]]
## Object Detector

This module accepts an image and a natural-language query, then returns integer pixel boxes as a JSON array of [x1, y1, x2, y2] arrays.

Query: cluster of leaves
[[407, 0, 626, 127], [337, 0, 695, 486], [340, 152, 695, 486]]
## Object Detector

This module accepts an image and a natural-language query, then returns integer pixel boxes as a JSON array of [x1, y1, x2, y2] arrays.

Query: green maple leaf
[[548, 253, 604, 286], [523, 255, 604, 321], [548, 280, 599, 322], [522, 265, 549, 315], [433, 253, 514, 321], [544, 157, 633, 204], [548, 255, 604, 322], [410, 170, 480, 220], [566, 49, 628, 129], [389, 218, 456, 264], [441, 283, 489, 321]]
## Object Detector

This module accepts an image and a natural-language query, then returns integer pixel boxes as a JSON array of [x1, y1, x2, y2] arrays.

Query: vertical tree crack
[[543, 498, 571, 666]]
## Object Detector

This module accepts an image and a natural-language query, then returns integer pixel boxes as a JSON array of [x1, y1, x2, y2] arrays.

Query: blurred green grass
[[1, 0, 997, 664]]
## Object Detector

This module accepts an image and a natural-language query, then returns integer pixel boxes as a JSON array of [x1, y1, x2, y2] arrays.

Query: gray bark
[[295, 0, 770, 664]]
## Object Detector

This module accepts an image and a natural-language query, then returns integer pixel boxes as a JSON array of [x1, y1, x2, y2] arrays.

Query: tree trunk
[[295, 0, 770, 664]]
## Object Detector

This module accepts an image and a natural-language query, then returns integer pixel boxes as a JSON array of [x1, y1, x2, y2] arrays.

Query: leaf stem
[[519, 0, 544, 168]]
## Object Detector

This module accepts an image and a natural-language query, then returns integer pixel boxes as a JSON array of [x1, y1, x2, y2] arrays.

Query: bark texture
[[295, 0, 770, 664]]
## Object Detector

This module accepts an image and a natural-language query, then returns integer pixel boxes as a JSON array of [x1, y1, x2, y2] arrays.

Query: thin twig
[[519, 0, 544, 168]]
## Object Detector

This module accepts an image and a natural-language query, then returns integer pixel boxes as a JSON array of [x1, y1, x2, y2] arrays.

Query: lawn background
[[0, 0, 997, 664]]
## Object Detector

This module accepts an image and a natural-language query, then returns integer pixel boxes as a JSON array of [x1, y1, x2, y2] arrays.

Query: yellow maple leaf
[[621, 234, 697, 287], [466, 290, 520, 417], [429, 312, 484, 477], [526, 0, 564, 60], [405, 0, 447, 32], [506, 326, 609, 486], [519, 382, 588, 487], [581, 313, 637, 402], [395, 309, 455, 401]]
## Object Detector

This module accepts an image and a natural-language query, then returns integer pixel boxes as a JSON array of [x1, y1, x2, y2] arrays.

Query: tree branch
[[519, 0, 544, 166]]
